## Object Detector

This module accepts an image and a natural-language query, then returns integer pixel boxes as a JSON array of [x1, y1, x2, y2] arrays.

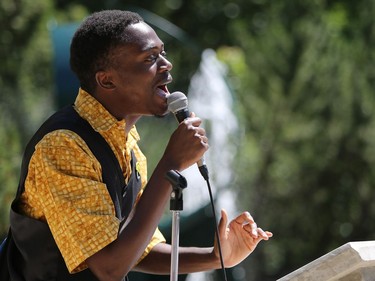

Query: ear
[[95, 71, 116, 90]]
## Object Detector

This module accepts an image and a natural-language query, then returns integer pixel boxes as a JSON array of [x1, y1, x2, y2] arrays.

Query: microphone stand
[[165, 170, 187, 281]]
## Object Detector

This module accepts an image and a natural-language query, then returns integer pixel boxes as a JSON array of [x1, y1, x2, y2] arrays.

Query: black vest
[[6, 106, 141, 281]]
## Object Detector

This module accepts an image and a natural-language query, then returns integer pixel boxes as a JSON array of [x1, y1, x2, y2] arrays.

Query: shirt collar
[[73, 88, 140, 141]]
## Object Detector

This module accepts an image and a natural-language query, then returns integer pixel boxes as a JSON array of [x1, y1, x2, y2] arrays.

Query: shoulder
[[36, 129, 95, 158]]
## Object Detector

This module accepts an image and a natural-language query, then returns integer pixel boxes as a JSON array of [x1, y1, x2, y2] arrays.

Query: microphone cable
[[199, 166, 228, 281], [167, 91, 227, 280]]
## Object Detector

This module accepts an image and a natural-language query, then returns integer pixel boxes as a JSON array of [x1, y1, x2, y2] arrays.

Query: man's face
[[105, 22, 173, 118]]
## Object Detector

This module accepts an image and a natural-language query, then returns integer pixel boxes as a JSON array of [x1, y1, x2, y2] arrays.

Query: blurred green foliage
[[216, 1, 375, 279], [1, 0, 375, 280], [0, 0, 54, 234]]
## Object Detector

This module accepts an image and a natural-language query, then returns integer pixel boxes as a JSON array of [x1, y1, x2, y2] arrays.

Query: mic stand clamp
[[165, 170, 187, 281]]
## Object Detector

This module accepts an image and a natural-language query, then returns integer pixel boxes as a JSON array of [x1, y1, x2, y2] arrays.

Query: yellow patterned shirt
[[19, 88, 165, 273]]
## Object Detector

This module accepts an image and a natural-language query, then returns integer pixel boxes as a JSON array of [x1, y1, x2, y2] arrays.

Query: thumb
[[218, 209, 228, 238]]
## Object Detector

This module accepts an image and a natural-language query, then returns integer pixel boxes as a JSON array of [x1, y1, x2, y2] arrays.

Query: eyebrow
[[141, 42, 164, 52]]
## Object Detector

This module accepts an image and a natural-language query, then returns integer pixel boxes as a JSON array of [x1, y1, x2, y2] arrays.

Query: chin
[[154, 112, 168, 119], [153, 108, 170, 118]]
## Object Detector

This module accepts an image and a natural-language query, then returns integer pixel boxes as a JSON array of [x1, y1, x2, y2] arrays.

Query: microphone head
[[167, 91, 188, 114]]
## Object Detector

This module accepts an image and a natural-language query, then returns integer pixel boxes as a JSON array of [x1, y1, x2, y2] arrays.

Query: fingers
[[243, 225, 272, 240], [198, 135, 209, 146], [180, 117, 209, 149], [182, 115, 202, 127], [235, 212, 272, 240], [234, 211, 255, 227], [165, 114, 208, 171]]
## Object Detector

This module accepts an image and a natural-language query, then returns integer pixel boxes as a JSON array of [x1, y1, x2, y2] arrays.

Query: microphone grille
[[167, 91, 188, 113]]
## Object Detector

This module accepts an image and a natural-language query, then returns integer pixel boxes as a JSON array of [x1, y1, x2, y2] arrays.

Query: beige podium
[[278, 241, 375, 281]]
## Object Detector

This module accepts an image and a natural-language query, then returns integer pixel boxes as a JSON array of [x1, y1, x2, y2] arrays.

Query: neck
[[125, 115, 141, 133]]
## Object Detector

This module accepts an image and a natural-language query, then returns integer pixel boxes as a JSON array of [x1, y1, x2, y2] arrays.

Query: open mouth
[[156, 84, 170, 99], [157, 84, 168, 93]]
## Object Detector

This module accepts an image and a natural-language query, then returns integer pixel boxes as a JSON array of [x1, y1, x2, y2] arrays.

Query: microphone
[[167, 91, 209, 180]]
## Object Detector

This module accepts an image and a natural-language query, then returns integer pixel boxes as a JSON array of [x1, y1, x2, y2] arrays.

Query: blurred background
[[1, 0, 375, 280]]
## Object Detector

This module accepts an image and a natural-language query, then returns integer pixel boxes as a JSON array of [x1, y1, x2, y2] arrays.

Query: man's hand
[[214, 209, 273, 268], [163, 113, 208, 172]]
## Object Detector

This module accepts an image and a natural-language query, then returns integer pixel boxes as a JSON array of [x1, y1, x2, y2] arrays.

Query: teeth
[[158, 85, 166, 92]]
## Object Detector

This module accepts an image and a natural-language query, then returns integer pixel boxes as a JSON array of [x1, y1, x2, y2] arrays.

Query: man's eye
[[146, 55, 158, 62], [146, 51, 167, 62]]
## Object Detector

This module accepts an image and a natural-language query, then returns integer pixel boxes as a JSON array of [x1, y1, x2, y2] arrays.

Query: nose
[[158, 56, 173, 72]]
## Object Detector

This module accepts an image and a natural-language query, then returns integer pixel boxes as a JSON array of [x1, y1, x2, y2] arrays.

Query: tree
[[219, 0, 375, 279], [0, 0, 54, 235]]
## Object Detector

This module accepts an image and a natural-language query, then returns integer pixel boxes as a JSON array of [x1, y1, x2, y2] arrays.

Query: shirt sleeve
[[22, 130, 120, 273]]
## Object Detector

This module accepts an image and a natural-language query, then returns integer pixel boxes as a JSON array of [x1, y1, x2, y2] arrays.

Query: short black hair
[[70, 10, 144, 93]]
